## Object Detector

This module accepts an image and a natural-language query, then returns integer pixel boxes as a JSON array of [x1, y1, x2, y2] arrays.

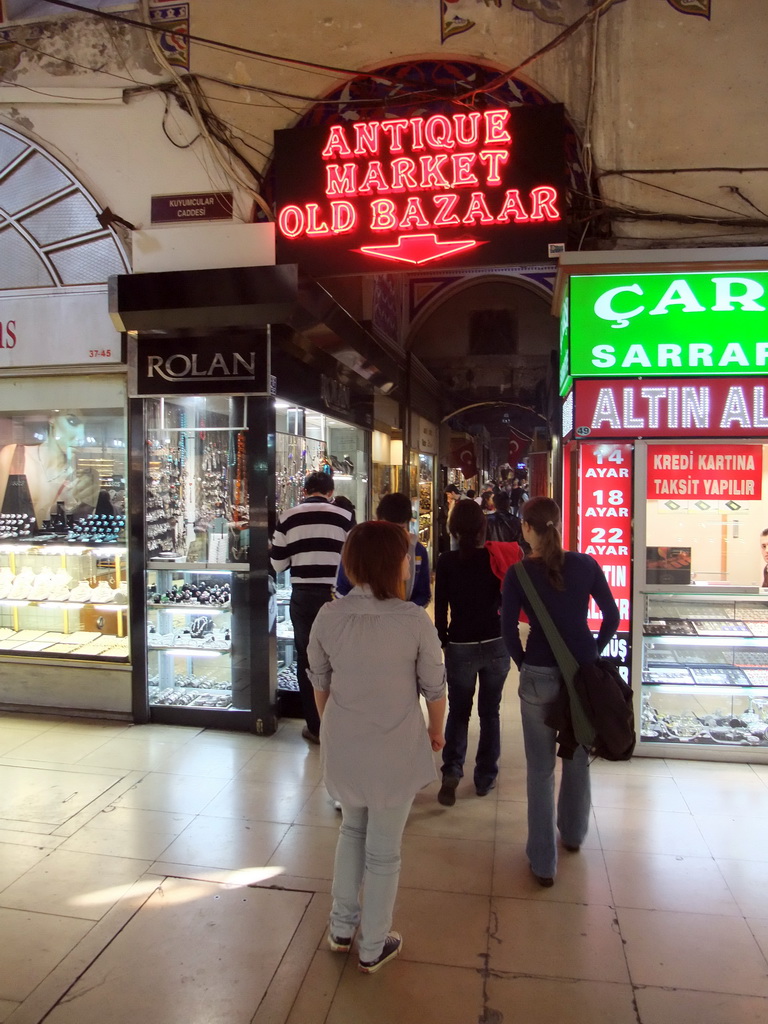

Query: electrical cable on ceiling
[[30, 0, 402, 82], [721, 186, 768, 220], [580, 7, 601, 187], [615, 173, 753, 218], [590, 204, 768, 228], [8, 0, 767, 239], [455, 0, 620, 102], [137, 0, 271, 218], [599, 166, 768, 175], [4, 32, 444, 112]]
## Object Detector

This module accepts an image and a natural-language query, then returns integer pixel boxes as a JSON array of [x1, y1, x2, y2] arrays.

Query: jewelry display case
[[640, 591, 768, 748], [275, 402, 368, 518], [147, 564, 233, 708], [0, 378, 129, 667], [141, 396, 250, 714], [274, 571, 299, 715], [417, 453, 434, 562], [0, 541, 128, 659]]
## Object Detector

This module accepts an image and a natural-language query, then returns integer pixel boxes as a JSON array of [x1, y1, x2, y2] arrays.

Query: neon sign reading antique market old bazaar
[[272, 105, 567, 275], [566, 271, 768, 378]]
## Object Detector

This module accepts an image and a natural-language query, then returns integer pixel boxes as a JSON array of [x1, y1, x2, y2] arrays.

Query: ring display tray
[[689, 666, 750, 686], [691, 620, 750, 637], [642, 666, 694, 685], [644, 619, 696, 636]]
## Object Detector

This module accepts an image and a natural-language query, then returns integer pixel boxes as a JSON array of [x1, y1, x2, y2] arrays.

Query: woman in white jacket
[[308, 521, 446, 974]]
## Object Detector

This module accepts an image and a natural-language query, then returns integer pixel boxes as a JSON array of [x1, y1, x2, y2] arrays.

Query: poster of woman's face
[[48, 411, 86, 449]]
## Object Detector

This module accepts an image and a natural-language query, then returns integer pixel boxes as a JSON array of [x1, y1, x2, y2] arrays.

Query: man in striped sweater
[[270, 471, 354, 743]]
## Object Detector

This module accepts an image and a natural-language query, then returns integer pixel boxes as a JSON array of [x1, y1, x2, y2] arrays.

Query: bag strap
[[513, 561, 578, 681], [514, 561, 595, 749]]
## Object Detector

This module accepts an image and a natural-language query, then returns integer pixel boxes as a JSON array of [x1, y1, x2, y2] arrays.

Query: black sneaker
[[531, 867, 554, 888], [328, 933, 352, 953], [475, 779, 496, 797], [358, 932, 402, 974], [437, 775, 459, 806]]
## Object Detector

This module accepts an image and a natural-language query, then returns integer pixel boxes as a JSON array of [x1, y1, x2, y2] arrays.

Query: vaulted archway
[[0, 123, 130, 291]]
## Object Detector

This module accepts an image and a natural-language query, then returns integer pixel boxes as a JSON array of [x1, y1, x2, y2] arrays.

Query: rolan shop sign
[[567, 272, 768, 378]]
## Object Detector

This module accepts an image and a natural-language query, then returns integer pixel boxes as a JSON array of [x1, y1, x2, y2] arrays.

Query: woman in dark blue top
[[501, 496, 619, 888]]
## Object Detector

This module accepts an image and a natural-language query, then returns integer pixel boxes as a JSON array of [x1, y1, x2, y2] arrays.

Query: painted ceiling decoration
[[440, 0, 711, 41], [0, 0, 137, 22], [148, 2, 189, 70]]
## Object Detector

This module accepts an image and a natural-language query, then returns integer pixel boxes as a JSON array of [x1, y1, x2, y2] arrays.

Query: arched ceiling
[[0, 123, 129, 291]]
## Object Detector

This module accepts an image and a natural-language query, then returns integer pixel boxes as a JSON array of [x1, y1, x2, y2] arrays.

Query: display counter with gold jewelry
[[0, 540, 129, 660], [640, 590, 768, 750]]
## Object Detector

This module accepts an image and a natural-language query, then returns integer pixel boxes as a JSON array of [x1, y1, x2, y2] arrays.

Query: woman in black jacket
[[434, 500, 511, 804]]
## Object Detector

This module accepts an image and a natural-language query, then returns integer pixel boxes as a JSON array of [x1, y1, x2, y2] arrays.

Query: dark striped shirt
[[270, 496, 353, 585]]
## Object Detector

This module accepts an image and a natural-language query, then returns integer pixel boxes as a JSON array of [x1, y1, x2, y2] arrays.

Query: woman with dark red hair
[[308, 521, 446, 974]]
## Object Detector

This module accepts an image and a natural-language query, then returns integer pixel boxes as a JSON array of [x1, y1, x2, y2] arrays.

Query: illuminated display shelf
[[0, 544, 126, 556], [647, 684, 768, 696], [644, 634, 768, 648], [149, 646, 229, 656], [147, 602, 230, 612], [0, 600, 126, 610], [147, 565, 234, 708], [640, 592, 768, 752], [0, 541, 129, 661]]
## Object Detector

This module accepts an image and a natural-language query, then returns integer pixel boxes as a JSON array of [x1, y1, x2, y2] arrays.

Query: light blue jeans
[[330, 799, 413, 962], [519, 663, 591, 879]]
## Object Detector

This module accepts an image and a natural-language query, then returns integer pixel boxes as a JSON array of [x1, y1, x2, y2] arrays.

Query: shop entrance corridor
[[0, 684, 767, 1024]]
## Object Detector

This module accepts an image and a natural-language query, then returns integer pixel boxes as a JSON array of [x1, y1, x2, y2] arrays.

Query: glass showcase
[[144, 395, 248, 710], [0, 375, 128, 660], [638, 440, 768, 750], [417, 453, 434, 559], [641, 592, 768, 748]]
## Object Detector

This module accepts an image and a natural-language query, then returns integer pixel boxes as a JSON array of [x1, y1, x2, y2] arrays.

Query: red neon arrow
[[358, 233, 484, 266]]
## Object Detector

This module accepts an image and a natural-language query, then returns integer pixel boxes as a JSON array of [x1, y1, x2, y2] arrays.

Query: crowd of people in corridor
[[270, 471, 618, 974]]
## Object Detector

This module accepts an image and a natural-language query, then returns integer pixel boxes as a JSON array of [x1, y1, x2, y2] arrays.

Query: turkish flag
[[508, 426, 531, 464], [450, 440, 478, 480]]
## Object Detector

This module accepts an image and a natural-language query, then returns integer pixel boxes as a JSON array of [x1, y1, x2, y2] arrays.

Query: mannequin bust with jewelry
[[0, 410, 99, 527]]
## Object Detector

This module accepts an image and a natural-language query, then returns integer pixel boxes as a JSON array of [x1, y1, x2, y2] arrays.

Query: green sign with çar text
[[567, 271, 768, 379]]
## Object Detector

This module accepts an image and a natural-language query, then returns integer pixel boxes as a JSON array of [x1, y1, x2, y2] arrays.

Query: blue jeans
[[330, 800, 413, 962], [519, 663, 591, 879], [442, 638, 510, 789]]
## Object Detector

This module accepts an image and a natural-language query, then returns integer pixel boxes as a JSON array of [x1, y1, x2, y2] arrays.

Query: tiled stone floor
[[0, 686, 767, 1024]]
